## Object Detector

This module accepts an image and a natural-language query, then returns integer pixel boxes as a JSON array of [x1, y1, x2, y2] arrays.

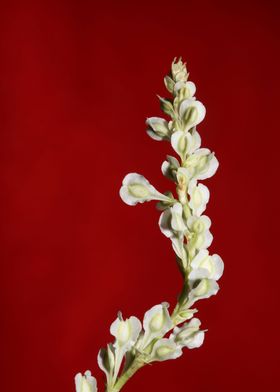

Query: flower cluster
[[75, 58, 223, 392]]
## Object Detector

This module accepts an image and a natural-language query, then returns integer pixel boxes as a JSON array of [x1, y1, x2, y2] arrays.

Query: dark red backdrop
[[0, 0, 279, 391]]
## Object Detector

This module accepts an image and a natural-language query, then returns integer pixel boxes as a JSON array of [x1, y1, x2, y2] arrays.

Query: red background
[[0, 1, 279, 391]]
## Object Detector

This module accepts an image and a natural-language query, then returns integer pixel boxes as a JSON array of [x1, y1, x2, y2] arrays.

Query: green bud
[[164, 75, 175, 94]]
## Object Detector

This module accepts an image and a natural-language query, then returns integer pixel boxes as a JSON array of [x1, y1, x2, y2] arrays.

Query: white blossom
[[188, 180, 210, 216], [141, 303, 172, 349], [179, 99, 206, 132], [110, 314, 141, 350], [189, 249, 224, 281], [146, 117, 171, 141], [161, 155, 180, 181], [174, 81, 196, 98], [149, 338, 182, 362], [188, 278, 220, 305], [187, 215, 213, 251], [120, 173, 172, 206], [97, 344, 115, 386], [75, 371, 97, 392], [184, 149, 219, 181], [171, 129, 201, 160], [170, 318, 205, 349]]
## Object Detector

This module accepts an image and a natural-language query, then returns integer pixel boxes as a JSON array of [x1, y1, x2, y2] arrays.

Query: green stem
[[110, 356, 145, 392]]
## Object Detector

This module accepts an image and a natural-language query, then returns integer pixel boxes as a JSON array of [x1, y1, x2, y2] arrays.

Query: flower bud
[[74, 371, 97, 392], [171, 57, 188, 82], [146, 117, 170, 141]]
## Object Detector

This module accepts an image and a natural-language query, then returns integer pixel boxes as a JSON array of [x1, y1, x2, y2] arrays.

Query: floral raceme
[[75, 58, 224, 392]]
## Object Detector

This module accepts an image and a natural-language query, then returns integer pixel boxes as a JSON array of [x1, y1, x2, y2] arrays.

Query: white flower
[[97, 344, 115, 387], [159, 203, 187, 237], [187, 215, 213, 250], [159, 207, 188, 268], [161, 155, 180, 181], [179, 99, 206, 132], [146, 117, 171, 141], [189, 249, 224, 281], [141, 303, 173, 349], [184, 149, 219, 181], [120, 173, 172, 206], [171, 130, 201, 160], [75, 371, 97, 392], [174, 81, 196, 98], [149, 338, 182, 362], [188, 180, 210, 216], [188, 278, 219, 305], [110, 314, 142, 383], [170, 318, 205, 349], [110, 314, 142, 350]]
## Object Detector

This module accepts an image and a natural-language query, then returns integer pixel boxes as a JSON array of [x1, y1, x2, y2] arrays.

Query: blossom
[[187, 215, 213, 251], [170, 318, 205, 349], [146, 117, 171, 141], [120, 173, 172, 206], [189, 249, 224, 281], [75, 371, 97, 392], [149, 338, 182, 362], [110, 314, 142, 383], [174, 81, 196, 98], [171, 129, 201, 160], [161, 155, 180, 181], [141, 303, 173, 349], [97, 344, 115, 387], [184, 149, 219, 181], [188, 278, 219, 305], [188, 180, 210, 216], [179, 99, 206, 132], [110, 314, 142, 350]]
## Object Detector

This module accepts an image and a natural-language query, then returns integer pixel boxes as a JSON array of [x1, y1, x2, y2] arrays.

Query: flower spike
[[75, 58, 223, 392]]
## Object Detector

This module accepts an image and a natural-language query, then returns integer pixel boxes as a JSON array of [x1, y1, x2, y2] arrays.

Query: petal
[[179, 99, 206, 131], [150, 338, 182, 362], [142, 303, 172, 348], [211, 254, 224, 280], [159, 209, 173, 238], [146, 117, 170, 141], [171, 130, 193, 160], [170, 203, 187, 232], [75, 371, 97, 392], [120, 173, 171, 206], [196, 154, 219, 180], [188, 279, 220, 305], [188, 183, 210, 216]]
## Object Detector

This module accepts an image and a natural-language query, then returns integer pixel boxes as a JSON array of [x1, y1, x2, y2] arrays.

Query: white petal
[[211, 254, 224, 280], [75, 371, 97, 392], [110, 315, 141, 348], [159, 209, 173, 238], [146, 117, 170, 141], [188, 183, 210, 216], [179, 99, 206, 131], [142, 303, 172, 348], [196, 154, 219, 180], [170, 203, 187, 232], [186, 331, 205, 349], [150, 338, 182, 362], [188, 279, 219, 305], [120, 173, 171, 206], [171, 130, 193, 159]]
